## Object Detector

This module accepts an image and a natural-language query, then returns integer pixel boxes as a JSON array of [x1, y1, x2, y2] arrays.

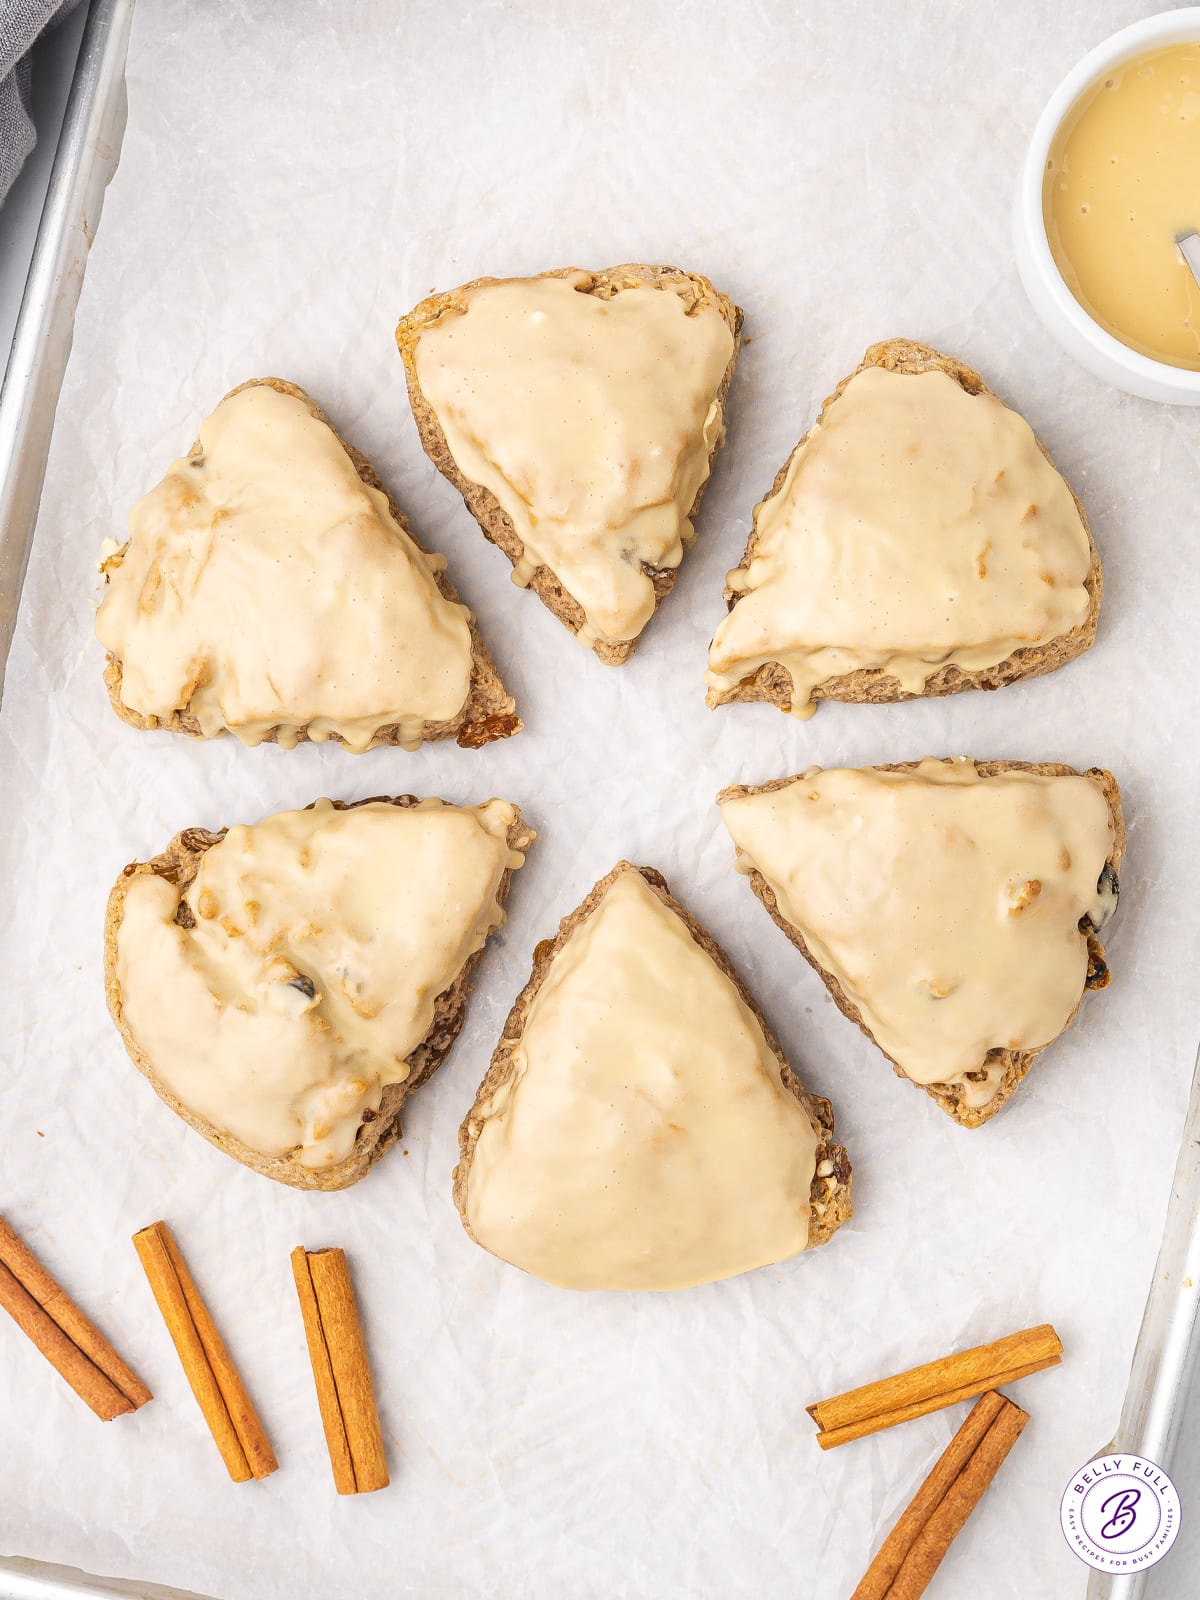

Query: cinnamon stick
[[291, 1246, 389, 1494], [851, 1391, 1029, 1600], [0, 1214, 150, 1420], [133, 1221, 277, 1482], [808, 1323, 1060, 1448]]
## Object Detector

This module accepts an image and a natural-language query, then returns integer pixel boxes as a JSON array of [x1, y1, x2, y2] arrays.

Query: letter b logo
[[1099, 1487, 1141, 1540]]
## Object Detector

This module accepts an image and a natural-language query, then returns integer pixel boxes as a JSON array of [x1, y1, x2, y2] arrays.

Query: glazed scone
[[706, 341, 1101, 719], [96, 378, 519, 753], [718, 759, 1124, 1127], [397, 265, 742, 663], [105, 796, 533, 1190], [454, 863, 851, 1290]]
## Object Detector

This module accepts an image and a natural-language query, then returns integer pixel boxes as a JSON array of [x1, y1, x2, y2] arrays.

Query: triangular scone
[[718, 759, 1125, 1127], [706, 341, 1101, 719], [104, 796, 534, 1190], [96, 378, 519, 753], [397, 265, 741, 664], [454, 863, 851, 1290]]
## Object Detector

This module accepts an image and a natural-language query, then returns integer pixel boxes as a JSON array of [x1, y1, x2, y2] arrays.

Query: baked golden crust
[[397, 264, 743, 665], [453, 860, 852, 1252], [103, 796, 534, 1191], [101, 377, 521, 750], [717, 760, 1126, 1127], [708, 340, 1103, 711]]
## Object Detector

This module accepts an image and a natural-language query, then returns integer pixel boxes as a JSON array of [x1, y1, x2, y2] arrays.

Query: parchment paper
[[1, 2, 1198, 1596]]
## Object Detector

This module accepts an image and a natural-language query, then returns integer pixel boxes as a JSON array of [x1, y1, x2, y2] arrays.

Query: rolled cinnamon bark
[[808, 1324, 1060, 1448], [0, 1215, 150, 1420], [851, 1392, 1029, 1600], [291, 1246, 389, 1494], [133, 1220, 276, 1481]]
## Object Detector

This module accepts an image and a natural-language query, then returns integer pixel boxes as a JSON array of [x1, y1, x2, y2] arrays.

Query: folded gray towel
[[1, 0, 81, 208]]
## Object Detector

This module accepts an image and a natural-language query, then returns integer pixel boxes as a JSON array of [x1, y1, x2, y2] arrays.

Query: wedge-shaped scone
[[718, 758, 1124, 1127], [105, 796, 533, 1190], [96, 378, 519, 752], [397, 265, 742, 663], [706, 341, 1101, 718], [454, 863, 851, 1290]]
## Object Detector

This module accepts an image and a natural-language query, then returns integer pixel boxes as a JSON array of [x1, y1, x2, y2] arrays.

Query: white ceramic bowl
[[1014, 7, 1200, 405]]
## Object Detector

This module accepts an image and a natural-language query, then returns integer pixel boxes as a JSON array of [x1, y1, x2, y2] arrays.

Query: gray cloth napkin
[[0, 0, 81, 208]]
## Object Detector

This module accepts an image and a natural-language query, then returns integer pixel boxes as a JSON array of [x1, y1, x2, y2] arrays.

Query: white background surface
[[1, 2, 1198, 1596]]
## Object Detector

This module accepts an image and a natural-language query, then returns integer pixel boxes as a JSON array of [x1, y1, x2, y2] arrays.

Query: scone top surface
[[401, 269, 737, 651], [719, 759, 1118, 1108], [706, 356, 1094, 717], [96, 383, 477, 752], [111, 798, 528, 1172], [461, 865, 828, 1292]]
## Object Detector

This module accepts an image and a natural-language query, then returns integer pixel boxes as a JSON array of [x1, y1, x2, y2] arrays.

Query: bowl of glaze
[[1014, 8, 1200, 405]]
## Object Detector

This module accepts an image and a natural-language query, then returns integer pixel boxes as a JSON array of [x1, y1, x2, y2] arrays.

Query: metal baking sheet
[[0, 0, 145, 1594], [0, 1559, 205, 1600], [0, 0, 133, 704], [1090, 1044, 1200, 1600]]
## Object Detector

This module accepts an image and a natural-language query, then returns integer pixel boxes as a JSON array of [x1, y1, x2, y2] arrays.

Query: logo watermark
[[1060, 1453, 1181, 1573]]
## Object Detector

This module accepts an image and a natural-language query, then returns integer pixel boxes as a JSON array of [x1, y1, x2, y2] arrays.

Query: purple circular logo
[[1060, 1453, 1181, 1573]]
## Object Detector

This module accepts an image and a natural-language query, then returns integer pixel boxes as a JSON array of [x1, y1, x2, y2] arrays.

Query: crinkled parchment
[[1, 2, 1198, 1596]]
